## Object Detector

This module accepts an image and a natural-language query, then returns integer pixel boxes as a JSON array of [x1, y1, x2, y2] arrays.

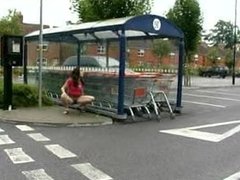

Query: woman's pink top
[[66, 78, 84, 97]]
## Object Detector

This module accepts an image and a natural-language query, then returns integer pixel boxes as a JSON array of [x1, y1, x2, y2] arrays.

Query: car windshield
[[63, 55, 119, 68], [94, 56, 119, 67]]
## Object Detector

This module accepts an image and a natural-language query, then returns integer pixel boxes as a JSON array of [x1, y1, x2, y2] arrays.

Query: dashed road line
[[45, 144, 77, 159], [71, 163, 113, 180], [0, 135, 15, 145], [16, 125, 35, 131], [27, 133, 51, 142], [183, 100, 226, 108], [22, 169, 54, 180], [4, 147, 35, 164], [197, 90, 240, 97], [3, 125, 112, 180], [184, 93, 240, 102]]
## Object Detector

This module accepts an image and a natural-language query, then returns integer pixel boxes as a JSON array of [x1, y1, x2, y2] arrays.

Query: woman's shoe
[[63, 109, 69, 115]]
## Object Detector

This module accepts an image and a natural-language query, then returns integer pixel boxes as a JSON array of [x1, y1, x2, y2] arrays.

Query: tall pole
[[38, 0, 43, 107], [232, 0, 237, 85]]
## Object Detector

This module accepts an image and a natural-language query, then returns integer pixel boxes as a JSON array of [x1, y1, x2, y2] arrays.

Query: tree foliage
[[152, 39, 171, 66], [206, 46, 221, 65], [225, 49, 234, 69], [166, 0, 202, 86], [167, 0, 202, 58], [0, 9, 23, 36], [71, 0, 153, 22], [204, 20, 240, 49]]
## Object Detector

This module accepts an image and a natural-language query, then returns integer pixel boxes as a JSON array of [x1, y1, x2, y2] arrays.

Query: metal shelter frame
[[24, 14, 184, 119]]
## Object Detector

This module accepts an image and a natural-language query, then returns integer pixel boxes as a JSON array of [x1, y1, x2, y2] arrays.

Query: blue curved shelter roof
[[25, 14, 184, 42]]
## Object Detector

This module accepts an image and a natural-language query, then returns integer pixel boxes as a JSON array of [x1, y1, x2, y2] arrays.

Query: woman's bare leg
[[61, 93, 74, 114], [77, 95, 95, 107]]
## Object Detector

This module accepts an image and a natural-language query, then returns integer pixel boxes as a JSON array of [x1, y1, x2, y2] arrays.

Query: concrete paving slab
[[0, 106, 113, 126]]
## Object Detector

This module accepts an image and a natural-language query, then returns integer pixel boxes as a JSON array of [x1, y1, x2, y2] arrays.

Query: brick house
[[85, 40, 179, 68], [16, 15, 61, 66], [19, 13, 178, 67]]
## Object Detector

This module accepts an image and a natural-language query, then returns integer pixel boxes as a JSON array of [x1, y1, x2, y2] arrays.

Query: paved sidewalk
[[0, 106, 113, 127]]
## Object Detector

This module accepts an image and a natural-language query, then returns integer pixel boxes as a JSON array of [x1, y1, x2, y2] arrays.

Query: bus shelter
[[24, 14, 184, 120]]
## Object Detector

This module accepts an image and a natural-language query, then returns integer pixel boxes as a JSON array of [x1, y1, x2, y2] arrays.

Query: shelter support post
[[23, 41, 28, 84], [106, 41, 109, 68], [117, 31, 127, 120], [175, 39, 184, 113], [77, 42, 81, 67]]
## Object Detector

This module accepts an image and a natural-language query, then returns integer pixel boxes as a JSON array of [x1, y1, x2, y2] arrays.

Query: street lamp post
[[232, 0, 237, 85], [38, 0, 43, 107]]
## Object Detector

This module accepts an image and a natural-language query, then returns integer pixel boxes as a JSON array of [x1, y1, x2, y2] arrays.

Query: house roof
[[24, 14, 184, 43]]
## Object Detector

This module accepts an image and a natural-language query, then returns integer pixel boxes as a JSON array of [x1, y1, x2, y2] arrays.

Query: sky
[[0, 0, 239, 32]]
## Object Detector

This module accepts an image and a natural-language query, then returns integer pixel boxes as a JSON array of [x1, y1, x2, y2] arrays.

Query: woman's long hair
[[71, 67, 84, 86]]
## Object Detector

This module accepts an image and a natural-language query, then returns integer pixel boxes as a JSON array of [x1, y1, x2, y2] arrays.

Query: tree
[[70, 0, 153, 22], [152, 39, 171, 67], [225, 49, 234, 70], [167, 0, 203, 86], [0, 9, 23, 36], [204, 20, 240, 49], [206, 46, 221, 66]]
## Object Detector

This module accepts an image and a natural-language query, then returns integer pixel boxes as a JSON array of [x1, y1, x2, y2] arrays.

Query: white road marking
[[4, 148, 34, 164], [22, 169, 54, 180], [184, 93, 240, 102], [0, 135, 15, 145], [160, 120, 240, 142], [218, 125, 240, 142], [27, 133, 50, 142], [224, 171, 240, 180], [183, 100, 226, 108], [197, 90, 240, 97], [71, 163, 113, 180], [45, 144, 77, 159], [0, 128, 4, 132], [182, 120, 240, 130], [16, 125, 34, 131], [161, 128, 221, 142]]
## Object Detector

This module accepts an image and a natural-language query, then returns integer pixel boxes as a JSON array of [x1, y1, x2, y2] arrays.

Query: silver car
[[62, 55, 119, 68]]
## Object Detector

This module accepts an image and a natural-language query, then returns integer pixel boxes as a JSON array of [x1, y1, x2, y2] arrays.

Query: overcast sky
[[0, 0, 239, 31]]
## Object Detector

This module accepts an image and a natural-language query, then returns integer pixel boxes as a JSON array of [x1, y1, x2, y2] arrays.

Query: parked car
[[236, 71, 240, 77], [62, 55, 120, 68], [199, 66, 229, 78]]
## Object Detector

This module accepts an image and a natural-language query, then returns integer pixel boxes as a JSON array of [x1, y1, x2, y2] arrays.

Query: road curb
[[0, 116, 113, 127]]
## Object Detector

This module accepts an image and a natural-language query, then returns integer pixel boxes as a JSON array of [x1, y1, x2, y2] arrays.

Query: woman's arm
[[61, 80, 68, 94]]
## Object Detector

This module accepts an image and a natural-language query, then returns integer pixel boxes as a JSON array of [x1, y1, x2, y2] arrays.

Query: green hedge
[[0, 81, 53, 108]]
